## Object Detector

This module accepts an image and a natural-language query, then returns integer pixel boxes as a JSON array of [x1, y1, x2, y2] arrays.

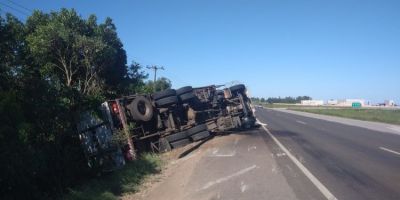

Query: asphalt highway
[[143, 108, 400, 200], [256, 108, 400, 200]]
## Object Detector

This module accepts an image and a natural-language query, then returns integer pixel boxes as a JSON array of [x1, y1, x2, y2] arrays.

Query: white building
[[327, 99, 338, 105], [384, 100, 395, 107], [301, 100, 324, 106], [337, 99, 365, 107]]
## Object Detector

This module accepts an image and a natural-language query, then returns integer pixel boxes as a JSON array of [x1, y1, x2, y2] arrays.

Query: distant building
[[384, 100, 395, 107], [327, 99, 338, 105], [301, 100, 324, 106], [337, 99, 365, 107]]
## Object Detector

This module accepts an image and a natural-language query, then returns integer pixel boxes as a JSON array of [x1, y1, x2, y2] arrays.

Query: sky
[[1, 0, 400, 103]]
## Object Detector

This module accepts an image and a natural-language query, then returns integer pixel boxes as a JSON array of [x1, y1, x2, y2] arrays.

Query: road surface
[[136, 108, 400, 200], [256, 108, 400, 200]]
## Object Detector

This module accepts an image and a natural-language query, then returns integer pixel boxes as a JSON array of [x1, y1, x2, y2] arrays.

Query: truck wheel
[[127, 96, 154, 121], [156, 96, 178, 107], [229, 84, 245, 93], [187, 124, 208, 136], [179, 92, 196, 103], [191, 130, 210, 141], [176, 86, 193, 96], [153, 89, 176, 100], [170, 139, 191, 149], [165, 131, 188, 142]]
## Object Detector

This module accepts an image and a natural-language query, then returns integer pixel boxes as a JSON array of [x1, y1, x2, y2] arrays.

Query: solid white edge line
[[379, 147, 400, 156], [260, 124, 338, 200]]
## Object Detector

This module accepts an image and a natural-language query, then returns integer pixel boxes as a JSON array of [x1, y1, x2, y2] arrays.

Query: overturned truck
[[78, 84, 255, 171]]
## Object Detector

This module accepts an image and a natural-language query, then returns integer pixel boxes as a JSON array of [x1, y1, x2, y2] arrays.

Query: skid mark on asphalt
[[198, 165, 258, 191], [171, 150, 201, 165], [379, 147, 400, 156]]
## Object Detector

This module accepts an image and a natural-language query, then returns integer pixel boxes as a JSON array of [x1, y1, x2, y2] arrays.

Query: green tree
[[0, 9, 149, 200], [25, 9, 133, 99], [143, 77, 172, 93]]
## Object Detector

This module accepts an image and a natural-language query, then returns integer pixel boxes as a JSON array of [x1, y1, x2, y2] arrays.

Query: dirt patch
[[121, 141, 206, 200]]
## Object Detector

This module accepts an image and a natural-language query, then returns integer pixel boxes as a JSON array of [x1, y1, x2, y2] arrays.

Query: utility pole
[[146, 65, 164, 92]]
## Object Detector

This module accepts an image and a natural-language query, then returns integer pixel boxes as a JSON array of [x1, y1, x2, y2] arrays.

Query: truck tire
[[156, 96, 178, 107], [230, 84, 245, 93], [176, 86, 193, 96], [190, 130, 210, 141], [127, 96, 154, 121], [165, 131, 188, 142], [153, 89, 176, 100], [179, 92, 196, 103], [170, 139, 191, 149], [187, 124, 208, 136]]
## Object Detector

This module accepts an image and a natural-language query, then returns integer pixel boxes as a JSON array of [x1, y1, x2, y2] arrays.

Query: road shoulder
[[125, 130, 306, 200]]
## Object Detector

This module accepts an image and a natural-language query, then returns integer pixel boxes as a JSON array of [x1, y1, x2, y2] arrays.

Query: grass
[[289, 108, 400, 125], [261, 103, 322, 109], [64, 153, 162, 200]]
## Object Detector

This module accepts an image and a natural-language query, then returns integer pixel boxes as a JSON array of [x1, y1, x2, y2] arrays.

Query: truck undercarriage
[[77, 84, 256, 171]]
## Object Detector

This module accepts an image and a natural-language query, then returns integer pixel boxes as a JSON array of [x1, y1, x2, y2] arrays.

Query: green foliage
[[0, 9, 151, 200], [142, 77, 172, 93], [64, 153, 162, 200], [252, 96, 312, 104], [25, 9, 138, 98]]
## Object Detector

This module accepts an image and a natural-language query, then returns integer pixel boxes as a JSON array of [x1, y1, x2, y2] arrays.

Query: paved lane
[[256, 108, 400, 200]]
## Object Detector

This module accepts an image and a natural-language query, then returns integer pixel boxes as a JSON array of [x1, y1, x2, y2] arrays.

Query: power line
[[0, 1, 29, 16], [6, 0, 32, 12]]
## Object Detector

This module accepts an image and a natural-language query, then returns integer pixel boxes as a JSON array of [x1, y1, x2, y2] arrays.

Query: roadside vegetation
[[290, 108, 400, 125], [251, 96, 312, 104], [1, 9, 170, 200], [65, 153, 162, 200]]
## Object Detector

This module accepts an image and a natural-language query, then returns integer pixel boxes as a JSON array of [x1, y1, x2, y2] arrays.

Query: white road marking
[[379, 147, 400, 156], [276, 152, 287, 157], [259, 122, 338, 200], [296, 120, 307, 125], [212, 148, 219, 154], [247, 145, 257, 151], [211, 150, 237, 157], [199, 165, 258, 190], [240, 181, 248, 193], [257, 121, 268, 126]]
